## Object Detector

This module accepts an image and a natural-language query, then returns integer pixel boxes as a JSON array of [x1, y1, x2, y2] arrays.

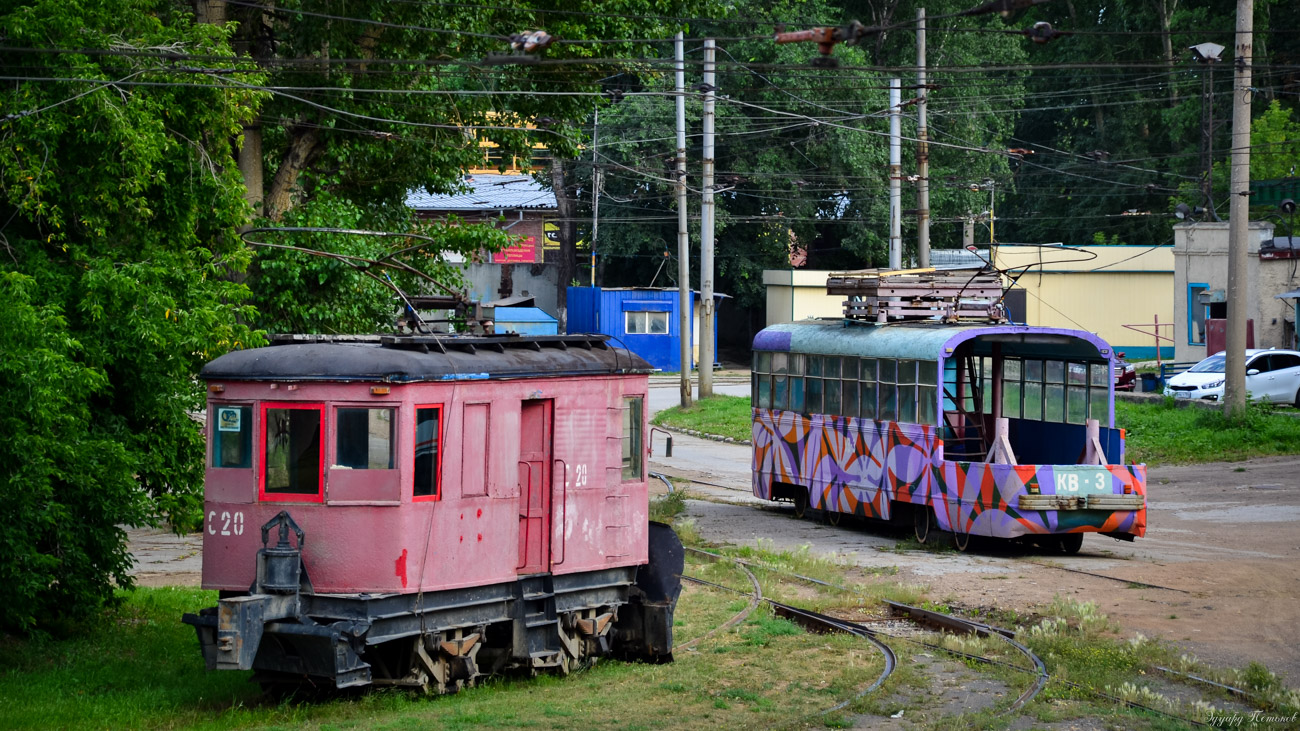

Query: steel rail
[[675, 562, 762, 652], [1027, 562, 1191, 594], [885, 600, 1047, 714], [681, 548, 896, 722], [680, 549, 1207, 726]]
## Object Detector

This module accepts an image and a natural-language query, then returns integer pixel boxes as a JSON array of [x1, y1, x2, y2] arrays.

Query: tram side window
[[336, 408, 394, 469], [211, 404, 252, 469], [1066, 363, 1089, 424], [263, 405, 323, 497], [1089, 363, 1110, 420], [1022, 359, 1044, 421], [897, 360, 918, 423], [753, 351, 771, 409], [918, 360, 938, 425], [805, 355, 823, 414], [878, 359, 897, 421], [786, 354, 804, 412], [841, 357, 859, 418], [823, 356, 842, 415], [860, 358, 877, 420], [414, 406, 442, 499], [621, 397, 644, 481], [1002, 359, 1023, 419], [1044, 360, 1066, 422]]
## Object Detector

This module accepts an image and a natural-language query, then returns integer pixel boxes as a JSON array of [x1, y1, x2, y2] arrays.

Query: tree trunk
[[1156, 0, 1179, 107], [193, 0, 225, 25], [550, 158, 576, 330], [238, 125, 264, 216], [265, 126, 323, 222]]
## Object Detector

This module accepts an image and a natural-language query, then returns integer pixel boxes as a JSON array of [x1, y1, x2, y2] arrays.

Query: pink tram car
[[751, 319, 1148, 553], [183, 333, 682, 691]]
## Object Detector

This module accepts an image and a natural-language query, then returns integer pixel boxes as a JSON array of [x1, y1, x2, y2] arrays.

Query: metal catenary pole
[[700, 39, 716, 398], [916, 9, 931, 268], [675, 32, 693, 408], [590, 107, 600, 286], [889, 78, 902, 270], [1224, 0, 1253, 416]]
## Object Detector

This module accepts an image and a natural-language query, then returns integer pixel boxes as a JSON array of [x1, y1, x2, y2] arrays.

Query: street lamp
[[1191, 41, 1225, 221]]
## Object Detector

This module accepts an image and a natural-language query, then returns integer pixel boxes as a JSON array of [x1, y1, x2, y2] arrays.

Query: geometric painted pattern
[[753, 408, 1147, 540]]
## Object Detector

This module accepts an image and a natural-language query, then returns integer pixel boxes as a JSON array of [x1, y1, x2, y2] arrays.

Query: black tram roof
[[201, 334, 653, 383]]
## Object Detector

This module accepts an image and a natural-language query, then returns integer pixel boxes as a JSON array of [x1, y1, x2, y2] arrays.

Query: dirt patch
[[851, 656, 1012, 729]]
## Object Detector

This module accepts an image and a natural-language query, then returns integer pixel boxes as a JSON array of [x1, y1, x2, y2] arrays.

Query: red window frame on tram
[[413, 404, 444, 502], [258, 402, 325, 503]]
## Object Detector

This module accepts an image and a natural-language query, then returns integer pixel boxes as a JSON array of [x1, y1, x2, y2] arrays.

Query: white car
[[1164, 349, 1300, 405]]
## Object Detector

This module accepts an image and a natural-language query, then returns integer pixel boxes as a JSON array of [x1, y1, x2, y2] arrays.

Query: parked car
[[1113, 352, 1136, 391], [1163, 349, 1300, 405]]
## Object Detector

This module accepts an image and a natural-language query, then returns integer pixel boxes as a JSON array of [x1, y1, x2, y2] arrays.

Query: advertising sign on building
[[492, 235, 538, 264]]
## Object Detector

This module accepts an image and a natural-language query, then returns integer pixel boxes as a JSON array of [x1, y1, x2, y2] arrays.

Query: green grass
[[652, 393, 1300, 466], [1117, 399, 1300, 465], [3, 545, 1297, 729], [651, 396, 752, 442]]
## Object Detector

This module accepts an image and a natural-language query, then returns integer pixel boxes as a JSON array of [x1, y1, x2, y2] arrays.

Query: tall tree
[[196, 0, 714, 329], [0, 0, 262, 630]]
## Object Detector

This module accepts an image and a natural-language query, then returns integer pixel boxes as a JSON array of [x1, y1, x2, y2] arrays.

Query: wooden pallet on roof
[[827, 268, 1006, 323]]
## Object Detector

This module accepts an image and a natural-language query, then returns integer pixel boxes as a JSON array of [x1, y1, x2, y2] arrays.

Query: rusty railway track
[[679, 546, 1210, 727]]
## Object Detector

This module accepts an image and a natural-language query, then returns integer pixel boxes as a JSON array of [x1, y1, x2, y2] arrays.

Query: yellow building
[[993, 245, 1174, 360], [762, 245, 1175, 360]]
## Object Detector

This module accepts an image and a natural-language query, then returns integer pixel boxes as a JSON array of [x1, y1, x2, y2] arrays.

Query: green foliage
[[580, 0, 1026, 308], [1249, 100, 1300, 182], [0, 0, 262, 631], [248, 198, 514, 334]]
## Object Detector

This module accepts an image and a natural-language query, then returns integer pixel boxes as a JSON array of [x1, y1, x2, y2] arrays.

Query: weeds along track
[[679, 546, 1212, 727]]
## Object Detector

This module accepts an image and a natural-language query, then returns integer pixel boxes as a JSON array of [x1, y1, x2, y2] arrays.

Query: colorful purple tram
[[751, 320, 1147, 552], [182, 333, 682, 691]]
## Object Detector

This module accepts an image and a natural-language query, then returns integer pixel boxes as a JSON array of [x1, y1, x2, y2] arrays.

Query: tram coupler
[[182, 511, 311, 671]]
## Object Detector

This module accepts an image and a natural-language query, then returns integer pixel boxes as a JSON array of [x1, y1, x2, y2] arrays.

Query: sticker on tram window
[[217, 407, 242, 432], [1050, 467, 1112, 495]]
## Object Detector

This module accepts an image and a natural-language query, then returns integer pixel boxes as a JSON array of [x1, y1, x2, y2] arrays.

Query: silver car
[[1164, 349, 1300, 405]]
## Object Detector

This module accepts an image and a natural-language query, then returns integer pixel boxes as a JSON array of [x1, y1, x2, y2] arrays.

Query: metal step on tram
[[513, 574, 565, 670]]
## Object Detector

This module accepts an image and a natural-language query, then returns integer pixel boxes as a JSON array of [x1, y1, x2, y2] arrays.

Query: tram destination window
[[211, 404, 252, 468], [336, 408, 394, 469], [263, 405, 323, 498], [621, 396, 644, 481], [414, 406, 442, 499]]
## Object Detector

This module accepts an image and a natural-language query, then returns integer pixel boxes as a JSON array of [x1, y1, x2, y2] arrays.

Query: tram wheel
[[825, 507, 843, 527], [1055, 533, 1084, 555], [792, 489, 809, 519], [913, 507, 936, 544], [952, 529, 975, 552]]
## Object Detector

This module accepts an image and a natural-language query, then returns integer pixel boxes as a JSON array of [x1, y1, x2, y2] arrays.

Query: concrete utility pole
[[1224, 0, 1253, 417], [699, 39, 717, 398], [675, 32, 693, 409], [889, 79, 902, 270], [916, 9, 931, 268], [963, 216, 975, 248]]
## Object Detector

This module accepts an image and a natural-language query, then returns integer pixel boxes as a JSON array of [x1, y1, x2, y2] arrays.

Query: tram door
[[517, 399, 554, 574]]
